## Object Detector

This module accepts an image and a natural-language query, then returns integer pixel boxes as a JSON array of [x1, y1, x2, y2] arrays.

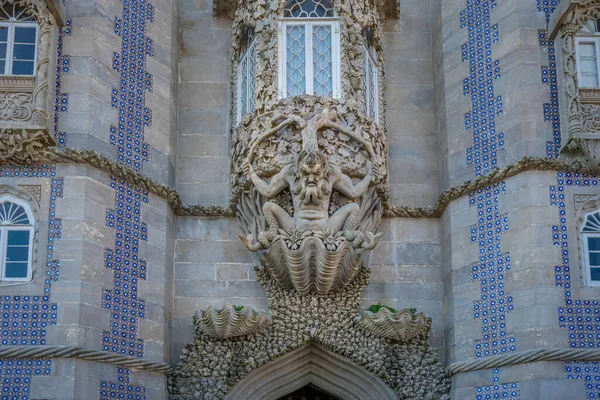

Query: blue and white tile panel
[[460, 0, 519, 395], [99, 0, 154, 398], [0, 166, 64, 400]]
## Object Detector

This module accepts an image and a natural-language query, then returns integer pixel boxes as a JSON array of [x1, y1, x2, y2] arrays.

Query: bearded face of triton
[[297, 150, 328, 205]]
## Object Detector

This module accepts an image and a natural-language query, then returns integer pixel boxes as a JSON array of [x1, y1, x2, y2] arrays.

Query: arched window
[[237, 26, 257, 124], [0, 3, 38, 76], [363, 27, 379, 122], [278, 0, 340, 99], [576, 18, 600, 88], [0, 197, 34, 281], [581, 209, 600, 285]]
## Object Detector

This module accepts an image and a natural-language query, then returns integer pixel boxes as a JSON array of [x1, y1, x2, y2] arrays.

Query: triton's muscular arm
[[331, 164, 374, 199], [244, 162, 291, 198]]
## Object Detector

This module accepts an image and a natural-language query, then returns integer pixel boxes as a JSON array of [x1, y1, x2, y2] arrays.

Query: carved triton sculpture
[[240, 109, 383, 252]]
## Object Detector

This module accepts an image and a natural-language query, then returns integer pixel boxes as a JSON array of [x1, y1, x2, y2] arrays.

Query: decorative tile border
[[100, 0, 154, 397]]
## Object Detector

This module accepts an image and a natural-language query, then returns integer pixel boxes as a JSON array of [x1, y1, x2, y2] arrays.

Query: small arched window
[[576, 18, 600, 88], [278, 0, 340, 99], [581, 209, 600, 285], [363, 27, 379, 122], [0, 197, 34, 281], [237, 26, 257, 124], [0, 3, 38, 76]]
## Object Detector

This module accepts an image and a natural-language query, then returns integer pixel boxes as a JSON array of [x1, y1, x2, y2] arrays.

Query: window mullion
[[306, 21, 313, 95], [6, 23, 14, 75], [332, 22, 340, 98], [279, 22, 285, 99], [0, 227, 6, 280], [596, 38, 600, 85]]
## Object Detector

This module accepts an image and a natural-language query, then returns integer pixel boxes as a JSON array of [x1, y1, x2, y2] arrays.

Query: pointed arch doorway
[[225, 343, 396, 400]]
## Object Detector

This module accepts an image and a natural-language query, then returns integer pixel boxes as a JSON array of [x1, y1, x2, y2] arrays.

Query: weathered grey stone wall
[[176, 0, 231, 206], [384, 0, 438, 208], [60, 0, 178, 187]]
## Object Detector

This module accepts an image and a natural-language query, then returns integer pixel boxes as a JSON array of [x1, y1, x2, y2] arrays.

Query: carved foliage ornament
[[0, 128, 54, 164]]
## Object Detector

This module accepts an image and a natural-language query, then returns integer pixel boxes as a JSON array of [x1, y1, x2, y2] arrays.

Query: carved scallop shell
[[355, 308, 431, 343], [262, 234, 363, 295], [195, 304, 269, 340]]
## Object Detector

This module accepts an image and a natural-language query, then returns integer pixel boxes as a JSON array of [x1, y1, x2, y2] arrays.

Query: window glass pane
[[0, 43, 6, 57], [248, 42, 256, 114], [14, 27, 36, 43], [589, 252, 600, 266], [11, 60, 34, 75], [581, 74, 599, 88], [591, 267, 600, 281], [12, 43, 35, 60], [7, 230, 29, 246], [312, 24, 332, 97], [6, 245, 28, 262], [0, 202, 30, 225], [286, 25, 306, 97], [0, 59, 4, 74], [284, 0, 334, 18], [239, 55, 248, 116], [4, 262, 28, 278], [588, 238, 600, 251], [580, 59, 598, 74], [0, 26, 7, 42], [579, 42, 597, 57]]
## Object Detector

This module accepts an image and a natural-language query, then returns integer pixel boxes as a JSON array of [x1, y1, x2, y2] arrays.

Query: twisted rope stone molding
[[43, 147, 590, 219], [445, 348, 600, 377], [0, 345, 173, 375]]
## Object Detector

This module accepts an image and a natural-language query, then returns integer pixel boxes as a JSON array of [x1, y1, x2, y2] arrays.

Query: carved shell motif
[[355, 308, 432, 343], [195, 304, 269, 340], [262, 234, 363, 296]]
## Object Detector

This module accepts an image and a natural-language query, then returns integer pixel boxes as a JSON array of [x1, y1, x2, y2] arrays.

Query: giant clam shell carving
[[355, 308, 431, 343], [262, 233, 363, 295], [195, 304, 269, 340]]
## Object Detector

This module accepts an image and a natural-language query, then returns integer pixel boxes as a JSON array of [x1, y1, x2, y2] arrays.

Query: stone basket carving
[[195, 304, 269, 340], [262, 231, 364, 296], [355, 308, 431, 343]]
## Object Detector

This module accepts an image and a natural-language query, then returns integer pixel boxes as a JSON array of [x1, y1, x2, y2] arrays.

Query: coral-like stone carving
[[576, 138, 600, 174], [0, 128, 54, 164], [195, 304, 269, 340], [170, 269, 450, 400], [355, 308, 432, 343]]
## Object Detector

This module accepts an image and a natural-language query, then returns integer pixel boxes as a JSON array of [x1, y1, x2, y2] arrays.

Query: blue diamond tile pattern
[[0, 166, 64, 400], [536, 1, 600, 399], [537, 0, 562, 158], [461, 0, 504, 177], [476, 368, 520, 400], [100, 1, 154, 398], [53, 20, 72, 148], [551, 172, 600, 399], [460, 1, 519, 396]]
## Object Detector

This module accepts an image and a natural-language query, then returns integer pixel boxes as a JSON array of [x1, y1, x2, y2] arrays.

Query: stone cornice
[[36, 147, 589, 219]]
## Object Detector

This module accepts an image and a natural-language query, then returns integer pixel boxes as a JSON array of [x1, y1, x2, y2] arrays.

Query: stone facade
[[1, 0, 600, 399]]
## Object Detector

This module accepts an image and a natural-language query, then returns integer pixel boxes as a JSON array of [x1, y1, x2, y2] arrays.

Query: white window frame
[[576, 35, 600, 89], [278, 19, 341, 99], [582, 232, 600, 287], [237, 37, 257, 125], [0, 196, 34, 282], [364, 45, 379, 122], [0, 21, 38, 76]]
